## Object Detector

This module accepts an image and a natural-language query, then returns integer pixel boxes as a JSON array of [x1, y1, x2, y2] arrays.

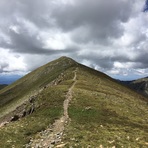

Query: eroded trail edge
[[27, 69, 77, 148]]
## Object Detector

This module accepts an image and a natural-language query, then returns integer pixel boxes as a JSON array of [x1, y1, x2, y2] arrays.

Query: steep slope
[[122, 77, 148, 98], [0, 56, 77, 119], [0, 57, 147, 147]]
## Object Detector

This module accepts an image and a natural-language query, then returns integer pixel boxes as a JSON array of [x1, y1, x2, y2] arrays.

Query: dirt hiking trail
[[27, 69, 77, 148]]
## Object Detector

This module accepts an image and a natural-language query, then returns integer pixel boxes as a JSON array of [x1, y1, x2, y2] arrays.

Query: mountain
[[0, 84, 7, 90], [0, 56, 147, 147], [0, 75, 22, 84], [121, 77, 148, 98]]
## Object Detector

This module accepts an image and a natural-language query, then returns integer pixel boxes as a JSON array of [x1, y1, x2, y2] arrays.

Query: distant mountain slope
[[0, 84, 7, 90], [121, 77, 148, 97], [0, 75, 22, 84], [0, 57, 147, 147]]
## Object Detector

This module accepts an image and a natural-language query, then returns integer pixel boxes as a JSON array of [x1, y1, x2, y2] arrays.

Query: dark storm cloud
[[0, 0, 147, 78], [0, 24, 78, 55], [0, 0, 55, 53], [143, 0, 148, 12], [0, 0, 134, 54], [52, 0, 132, 30], [0, 0, 54, 28], [3, 29, 45, 54], [51, 0, 133, 44], [0, 32, 60, 55], [111, 56, 131, 63], [76, 53, 114, 70], [133, 52, 148, 69]]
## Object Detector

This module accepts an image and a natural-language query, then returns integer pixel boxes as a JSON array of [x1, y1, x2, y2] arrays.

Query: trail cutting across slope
[[28, 69, 77, 148]]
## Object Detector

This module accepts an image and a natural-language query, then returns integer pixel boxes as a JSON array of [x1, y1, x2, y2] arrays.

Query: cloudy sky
[[0, 0, 148, 81]]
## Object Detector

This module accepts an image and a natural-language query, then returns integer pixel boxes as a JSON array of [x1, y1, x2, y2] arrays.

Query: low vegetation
[[63, 67, 148, 147], [0, 57, 147, 147], [0, 80, 71, 147]]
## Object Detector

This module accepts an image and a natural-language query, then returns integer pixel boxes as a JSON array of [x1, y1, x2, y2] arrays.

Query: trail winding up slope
[[28, 69, 77, 148]]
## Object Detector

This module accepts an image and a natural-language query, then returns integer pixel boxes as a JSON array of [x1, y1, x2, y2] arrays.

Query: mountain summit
[[0, 57, 147, 147]]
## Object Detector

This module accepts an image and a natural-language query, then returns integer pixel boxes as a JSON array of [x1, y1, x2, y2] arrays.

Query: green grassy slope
[[63, 65, 148, 147], [0, 85, 66, 147], [0, 57, 147, 147], [0, 56, 77, 119]]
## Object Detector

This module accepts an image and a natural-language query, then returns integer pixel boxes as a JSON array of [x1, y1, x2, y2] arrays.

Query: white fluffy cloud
[[0, 0, 148, 80], [0, 48, 27, 73]]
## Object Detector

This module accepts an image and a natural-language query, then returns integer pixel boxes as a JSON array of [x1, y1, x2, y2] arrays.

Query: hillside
[[121, 77, 148, 98], [0, 56, 147, 147]]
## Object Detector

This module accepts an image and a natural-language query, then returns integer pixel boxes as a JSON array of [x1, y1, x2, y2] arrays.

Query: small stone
[[127, 136, 130, 140], [100, 125, 103, 128], [70, 138, 75, 141], [108, 140, 115, 144], [51, 141, 55, 145], [50, 129, 53, 132], [43, 143, 47, 146], [85, 106, 92, 110], [56, 143, 66, 147]]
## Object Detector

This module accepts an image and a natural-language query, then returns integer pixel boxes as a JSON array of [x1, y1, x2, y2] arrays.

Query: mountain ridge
[[0, 56, 147, 147], [120, 77, 148, 98]]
